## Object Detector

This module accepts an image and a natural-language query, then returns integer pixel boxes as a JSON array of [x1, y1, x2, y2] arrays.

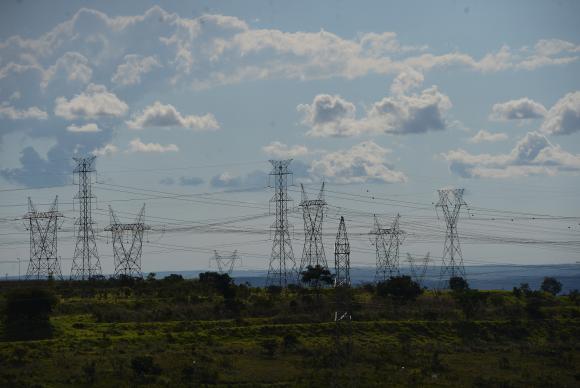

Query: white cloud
[[54, 83, 128, 120], [210, 171, 242, 188], [489, 97, 547, 121], [262, 141, 309, 158], [127, 138, 178, 153], [541, 91, 580, 135], [67, 123, 101, 133], [310, 141, 407, 184], [390, 68, 424, 95], [41, 52, 92, 89], [299, 86, 452, 137], [0, 105, 48, 120], [0, 7, 577, 96], [442, 131, 580, 178], [126, 101, 219, 131], [92, 143, 118, 156], [111, 54, 161, 86], [468, 130, 508, 143]]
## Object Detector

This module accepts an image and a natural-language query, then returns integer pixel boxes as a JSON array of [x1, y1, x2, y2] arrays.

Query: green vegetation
[[0, 274, 579, 387]]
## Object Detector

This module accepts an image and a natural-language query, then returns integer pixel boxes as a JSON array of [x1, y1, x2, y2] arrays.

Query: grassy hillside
[[1, 275, 579, 387]]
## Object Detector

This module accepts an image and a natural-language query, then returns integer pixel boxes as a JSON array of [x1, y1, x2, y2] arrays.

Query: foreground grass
[[1, 278, 579, 387]]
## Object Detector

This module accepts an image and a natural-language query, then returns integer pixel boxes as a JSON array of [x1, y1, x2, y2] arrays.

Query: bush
[[541, 277, 562, 295], [3, 286, 58, 340], [449, 276, 469, 292], [300, 265, 333, 288], [131, 355, 161, 377], [376, 275, 422, 302]]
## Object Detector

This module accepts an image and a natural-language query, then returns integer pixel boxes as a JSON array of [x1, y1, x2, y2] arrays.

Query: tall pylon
[[371, 214, 405, 282], [333, 216, 352, 387], [211, 250, 241, 275], [407, 252, 430, 287], [70, 156, 102, 280], [105, 204, 150, 278], [23, 196, 63, 280], [266, 160, 297, 287], [436, 188, 467, 286], [298, 182, 328, 282]]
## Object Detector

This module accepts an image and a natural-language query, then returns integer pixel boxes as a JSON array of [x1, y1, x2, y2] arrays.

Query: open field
[[1, 276, 579, 387]]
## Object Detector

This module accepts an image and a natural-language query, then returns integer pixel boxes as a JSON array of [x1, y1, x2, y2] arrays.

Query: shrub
[[376, 275, 422, 302], [449, 276, 469, 292], [541, 277, 562, 296], [131, 355, 161, 377], [3, 287, 58, 340], [300, 265, 333, 288]]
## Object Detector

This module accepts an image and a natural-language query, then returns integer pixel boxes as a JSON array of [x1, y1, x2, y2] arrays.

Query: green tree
[[3, 287, 58, 340], [540, 277, 562, 295], [376, 275, 422, 302], [449, 276, 469, 292], [300, 265, 333, 288]]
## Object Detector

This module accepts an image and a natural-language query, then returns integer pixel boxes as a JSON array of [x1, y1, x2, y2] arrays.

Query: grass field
[[1, 275, 579, 387]]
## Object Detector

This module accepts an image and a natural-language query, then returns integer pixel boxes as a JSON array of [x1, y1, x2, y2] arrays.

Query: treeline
[[1, 272, 578, 342]]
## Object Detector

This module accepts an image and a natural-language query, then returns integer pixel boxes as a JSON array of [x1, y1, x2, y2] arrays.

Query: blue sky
[[0, 1, 579, 276]]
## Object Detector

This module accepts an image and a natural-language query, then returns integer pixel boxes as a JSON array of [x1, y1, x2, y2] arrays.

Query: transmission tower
[[70, 156, 102, 280], [371, 214, 405, 282], [266, 159, 297, 287], [105, 204, 150, 278], [436, 188, 467, 286], [333, 216, 353, 387], [211, 250, 241, 275], [298, 182, 329, 282], [23, 196, 63, 280], [407, 252, 430, 287]]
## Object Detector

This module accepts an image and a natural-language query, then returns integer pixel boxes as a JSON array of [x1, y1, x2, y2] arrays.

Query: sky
[[0, 0, 579, 277]]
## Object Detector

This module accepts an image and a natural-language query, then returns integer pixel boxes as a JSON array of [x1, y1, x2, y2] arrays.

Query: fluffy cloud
[[490, 97, 547, 121], [309, 141, 407, 184], [126, 101, 219, 130], [262, 141, 309, 159], [390, 68, 424, 95], [127, 138, 178, 153], [299, 86, 451, 137], [541, 91, 580, 135], [210, 172, 243, 188], [0, 6, 578, 187], [54, 83, 128, 120], [1, 7, 575, 95], [67, 123, 101, 133], [0, 104, 48, 120], [111, 54, 161, 86], [468, 130, 508, 143], [442, 131, 580, 178], [92, 143, 118, 156], [41, 52, 92, 89]]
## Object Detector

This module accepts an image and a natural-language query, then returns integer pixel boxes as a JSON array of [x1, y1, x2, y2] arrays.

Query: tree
[[449, 276, 469, 292], [376, 275, 422, 302], [300, 265, 333, 288], [540, 277, 562, 295], [3, 287, 58, 340]]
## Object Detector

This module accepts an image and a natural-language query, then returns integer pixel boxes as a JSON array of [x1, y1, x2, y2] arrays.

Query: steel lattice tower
[[24, 196, 63, 280], [212, 250, 241, 275], [371, 214, 405, 282], [70, 156, 102, 280], [333, 216, 353, 387], [436, 188, 467, 285], [105, 204, 150, 278], [298, 182, 328, 280], [407, 252, 430, 287], [266, 159, 297, 287]]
